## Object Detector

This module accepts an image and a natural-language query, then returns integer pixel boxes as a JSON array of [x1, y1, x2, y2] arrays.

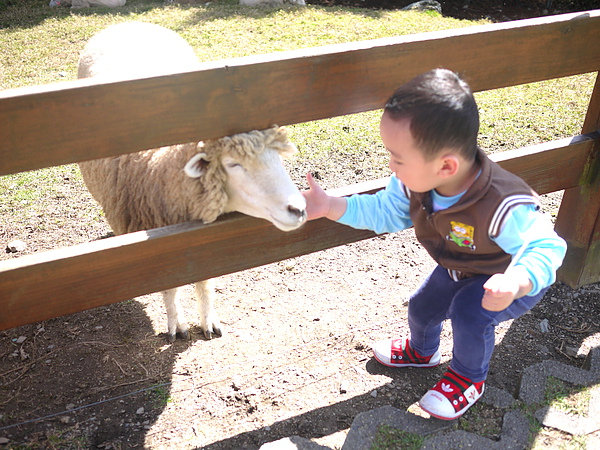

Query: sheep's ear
[[184, 153, 209, 178]]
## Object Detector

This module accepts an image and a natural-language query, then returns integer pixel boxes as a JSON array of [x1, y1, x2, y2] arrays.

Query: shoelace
[[432, 369, 484, 412], [391, 339, 431, 364]]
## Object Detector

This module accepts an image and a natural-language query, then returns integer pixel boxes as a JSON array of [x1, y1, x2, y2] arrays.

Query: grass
[[0, 164, 104, 230], [3, 429, 91, 449], [0, 0, 478, 90], [0, 0, 495, 239], [0, 166, 75, 207], [1, 0, 595, 162], [371, 424, 424, 450], [516, 376, 600, 450], [476, 76, 596, 154], [544, 376, 592, 417], [0, 2, 598, 448], [0, 0, 594, 188], [457, 401, 503, 438], [149, 384, 173, 408]]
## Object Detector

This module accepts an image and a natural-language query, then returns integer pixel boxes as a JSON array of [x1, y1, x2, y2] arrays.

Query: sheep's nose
[[287, 194, 307, 222], [288, 204, 307, 221]]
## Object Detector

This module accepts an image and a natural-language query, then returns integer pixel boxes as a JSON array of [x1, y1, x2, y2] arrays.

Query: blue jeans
[[408, 265, 548, 382]]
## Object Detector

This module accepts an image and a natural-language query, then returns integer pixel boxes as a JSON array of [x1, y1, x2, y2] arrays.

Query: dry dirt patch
[[2, 3, 600, 443], [2, 162, 600, 449]]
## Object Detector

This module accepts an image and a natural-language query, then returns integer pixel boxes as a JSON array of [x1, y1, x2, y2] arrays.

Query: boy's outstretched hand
[[302, 172, 348, 221], [482, 267, 533, 311], [302, 172, 330, 220]]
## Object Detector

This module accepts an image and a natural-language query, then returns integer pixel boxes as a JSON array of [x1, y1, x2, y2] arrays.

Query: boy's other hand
[[482, 267, 533, 311], [482, 273, 519, 311]]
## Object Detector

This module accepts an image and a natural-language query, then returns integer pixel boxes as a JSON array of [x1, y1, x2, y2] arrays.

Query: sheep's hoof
[[165, 330, 189, 342], [203, 326, 223, 340]]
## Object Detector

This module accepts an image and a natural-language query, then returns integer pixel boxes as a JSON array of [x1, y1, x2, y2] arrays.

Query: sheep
[[49, 0, 126, 8], [239, 0, 306, 6], [78, 22, 307, 341]]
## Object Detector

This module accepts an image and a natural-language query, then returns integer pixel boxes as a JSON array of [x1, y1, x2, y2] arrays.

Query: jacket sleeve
[[337, 176, 413, 234], [493, 204, 567, 296]]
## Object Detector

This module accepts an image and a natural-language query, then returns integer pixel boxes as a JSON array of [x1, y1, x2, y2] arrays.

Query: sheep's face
[[185, 127, 307, 232]]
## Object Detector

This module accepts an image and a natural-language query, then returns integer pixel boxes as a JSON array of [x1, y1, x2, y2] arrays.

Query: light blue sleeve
[[493, 204, 567, 296], [337, 176, 413, 234]]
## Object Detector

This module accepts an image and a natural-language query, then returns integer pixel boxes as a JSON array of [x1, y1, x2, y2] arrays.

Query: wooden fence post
[[556, 72, 600, 287]]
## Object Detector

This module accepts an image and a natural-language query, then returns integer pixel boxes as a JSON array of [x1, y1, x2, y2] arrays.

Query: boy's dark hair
[[384, 68, 479, 161]]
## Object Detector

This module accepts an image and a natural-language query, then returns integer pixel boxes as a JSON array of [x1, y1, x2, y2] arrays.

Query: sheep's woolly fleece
[[78, 126, 295, 234]]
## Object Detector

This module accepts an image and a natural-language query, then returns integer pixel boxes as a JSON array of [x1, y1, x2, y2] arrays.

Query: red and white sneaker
[[372, 337, 441, 368], [419, 368, 485, 420]]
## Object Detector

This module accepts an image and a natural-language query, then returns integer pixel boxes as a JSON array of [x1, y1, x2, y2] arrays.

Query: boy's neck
[[434, 158, 480, 198]]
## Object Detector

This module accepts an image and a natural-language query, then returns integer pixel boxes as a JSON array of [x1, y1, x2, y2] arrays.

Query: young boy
[[302, 68, 567, 420]]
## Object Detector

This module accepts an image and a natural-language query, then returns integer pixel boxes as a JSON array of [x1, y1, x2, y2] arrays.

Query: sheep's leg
[[162, 288, 189, 342], [195, 279, 222, 339]]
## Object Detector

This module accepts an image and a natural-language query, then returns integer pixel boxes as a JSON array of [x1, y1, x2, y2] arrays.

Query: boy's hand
[[302, 172, 348, 221], [482, 267, 533, 311], [482, 273, 519, 311], [302, 172, 331, 220]]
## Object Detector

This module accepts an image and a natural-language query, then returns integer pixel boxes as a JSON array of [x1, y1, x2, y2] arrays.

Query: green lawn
[[0, 0, 596, 196]]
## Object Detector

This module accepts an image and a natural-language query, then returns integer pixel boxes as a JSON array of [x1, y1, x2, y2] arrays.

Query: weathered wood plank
[[556, 74, 600, 287], [0, 215, 377, 331], [1, 135, 597, 330], [1, 10, 599, 176], [491, 132, 598, 193]]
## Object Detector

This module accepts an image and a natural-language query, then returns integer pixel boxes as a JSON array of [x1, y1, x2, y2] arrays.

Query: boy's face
[[380, 113, 441, 193]]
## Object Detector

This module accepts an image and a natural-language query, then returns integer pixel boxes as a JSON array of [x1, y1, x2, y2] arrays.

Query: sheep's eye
[[225, 161, 243, 170]]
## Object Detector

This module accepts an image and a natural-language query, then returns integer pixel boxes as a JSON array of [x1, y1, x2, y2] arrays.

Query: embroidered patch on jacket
[[446, 221, 476, 250]]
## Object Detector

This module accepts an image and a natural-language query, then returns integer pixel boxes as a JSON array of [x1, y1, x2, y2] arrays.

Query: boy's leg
[[419, 276, 548, 420], [449, 278, 548, 382], [408, 265, 458, 357], [373, 265, 457, 367]]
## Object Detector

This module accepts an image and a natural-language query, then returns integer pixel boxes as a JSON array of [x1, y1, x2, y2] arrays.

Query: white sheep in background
[[49, 0, 126, 8], [240, 0, 306, 6], [78, 22, 307, 341]]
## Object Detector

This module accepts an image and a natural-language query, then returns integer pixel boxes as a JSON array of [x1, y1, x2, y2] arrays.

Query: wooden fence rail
[[1, 10, 599, 330], [2, 10, 599, 177]]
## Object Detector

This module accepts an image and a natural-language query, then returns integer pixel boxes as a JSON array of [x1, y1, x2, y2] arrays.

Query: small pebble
[[370, 390, 378, 398], [564, 346, 580, 358], [6, 240, 27, 253], [136, 407, 145, 415], [538, 345, 551, 355], [339, 380, 349, 394]]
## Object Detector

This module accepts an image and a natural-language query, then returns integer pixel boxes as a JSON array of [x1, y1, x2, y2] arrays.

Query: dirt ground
[[2, 1, 600, 450], [3, 159, 600, 450]]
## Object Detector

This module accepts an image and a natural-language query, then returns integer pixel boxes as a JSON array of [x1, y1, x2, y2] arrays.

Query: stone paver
[[260, 347, 600, 449]]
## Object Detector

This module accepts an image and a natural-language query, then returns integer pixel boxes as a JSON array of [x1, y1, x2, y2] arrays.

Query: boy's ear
[[438, 154, 459, 178]]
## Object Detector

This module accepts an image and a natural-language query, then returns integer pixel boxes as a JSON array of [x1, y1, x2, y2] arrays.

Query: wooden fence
[[1, 10, 599, 330]]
